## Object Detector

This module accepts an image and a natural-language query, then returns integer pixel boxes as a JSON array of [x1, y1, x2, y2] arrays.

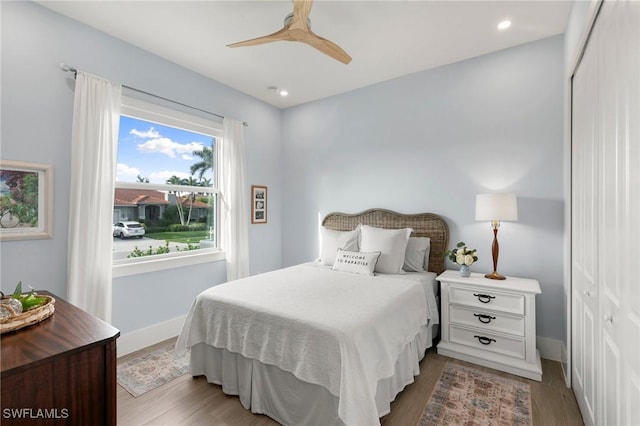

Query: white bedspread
[[176, 263, 438, 426]]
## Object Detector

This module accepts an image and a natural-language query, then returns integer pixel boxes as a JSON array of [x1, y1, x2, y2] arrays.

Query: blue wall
[[0, 1, 283, 334], [281, 35, 566, 342]]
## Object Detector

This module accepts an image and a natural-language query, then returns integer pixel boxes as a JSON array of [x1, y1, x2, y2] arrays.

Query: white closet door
[[622, 2, 640, 422], [598, 2, 622, 424], [597, 1, 640, 425], [572, 1, 640, 425], [571, 20, 599, 425]]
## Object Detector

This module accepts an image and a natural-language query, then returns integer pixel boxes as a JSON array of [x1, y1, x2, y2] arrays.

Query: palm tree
[[136, 175, 149, 183], [166, 175, 187, 225], [181, 176, 201, 225], [190, 143, 214, 180], [166, 175, 183, 185], [165, 176, 203, 226], [182, 176, 199, 187], [187, 143, 214, 225]]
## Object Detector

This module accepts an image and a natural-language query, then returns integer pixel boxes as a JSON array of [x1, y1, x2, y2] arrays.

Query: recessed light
[[267, 86, 289, 97], [497, 20, 512, 31]]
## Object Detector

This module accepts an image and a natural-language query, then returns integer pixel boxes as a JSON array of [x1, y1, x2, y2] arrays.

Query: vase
[[459, 264, 470, 277]]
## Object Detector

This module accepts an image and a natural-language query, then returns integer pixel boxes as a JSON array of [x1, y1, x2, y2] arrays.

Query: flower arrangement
[[445, 241, 478, 266]]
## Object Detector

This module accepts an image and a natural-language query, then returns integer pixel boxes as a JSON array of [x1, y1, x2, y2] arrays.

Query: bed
[[176, 209, 449, 425]]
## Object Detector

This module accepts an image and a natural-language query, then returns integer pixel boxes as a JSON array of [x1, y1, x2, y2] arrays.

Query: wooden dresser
[[1, 292, 120, 425]]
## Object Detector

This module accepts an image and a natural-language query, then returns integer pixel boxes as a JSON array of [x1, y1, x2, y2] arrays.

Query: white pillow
[[332, 250, 380, 275], [319, 227, 359, 266], [403, 237, 431, 272], [359, 224, 413, 274]]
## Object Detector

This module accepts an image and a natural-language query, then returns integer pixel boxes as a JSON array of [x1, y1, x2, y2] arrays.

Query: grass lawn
[[145, 230, 210, 244]]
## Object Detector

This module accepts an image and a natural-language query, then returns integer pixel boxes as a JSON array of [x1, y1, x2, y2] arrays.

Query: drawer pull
[[474, 313, 496, 324], [473, 293, 496, 303], [474, 335, 497, 345]]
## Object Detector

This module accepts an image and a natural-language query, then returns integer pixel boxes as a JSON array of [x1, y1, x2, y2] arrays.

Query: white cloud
[[137, 138, 204, 159], [116, 163, 140, 180], [149, 170, 190, 184], [130, 127, 160, 139], [181, 154, 194, 161]]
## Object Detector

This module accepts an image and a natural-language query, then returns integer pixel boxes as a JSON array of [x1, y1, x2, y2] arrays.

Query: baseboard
[[537, 336, 562, 361], [117, 315, 186, 358], [560, 342, 571, 387]]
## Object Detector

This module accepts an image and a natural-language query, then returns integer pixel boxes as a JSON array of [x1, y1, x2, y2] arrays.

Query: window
[[113, 97, 224, 276]]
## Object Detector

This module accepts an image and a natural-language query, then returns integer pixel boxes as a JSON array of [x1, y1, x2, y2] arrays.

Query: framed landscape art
[[0, 160, 53, 240], [251, 185, 267, 224]]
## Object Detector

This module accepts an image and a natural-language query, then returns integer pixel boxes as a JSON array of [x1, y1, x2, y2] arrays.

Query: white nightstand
[[436, 270, 543, 381]]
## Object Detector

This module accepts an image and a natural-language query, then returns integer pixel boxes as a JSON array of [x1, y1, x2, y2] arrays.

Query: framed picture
[[0, 160, 53, 240], [251, 185, 267, 224]]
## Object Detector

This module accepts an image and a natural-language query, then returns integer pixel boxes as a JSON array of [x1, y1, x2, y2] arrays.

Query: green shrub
[[126, 240, 200, 258], [144, 226, 169, 233], [167, 223, 207, 232], [127, 241, 171, 258]]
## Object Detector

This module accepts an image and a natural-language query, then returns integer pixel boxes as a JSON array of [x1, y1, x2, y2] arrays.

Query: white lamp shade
[[475, 193, 518, 221]]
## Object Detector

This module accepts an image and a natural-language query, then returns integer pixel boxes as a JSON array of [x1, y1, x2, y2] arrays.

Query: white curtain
[[67, 72, 121, 322], [220, 118, 250, 281]]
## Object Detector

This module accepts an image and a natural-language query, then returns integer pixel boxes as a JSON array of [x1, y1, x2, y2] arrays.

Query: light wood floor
[[117, 338, 584, 425]]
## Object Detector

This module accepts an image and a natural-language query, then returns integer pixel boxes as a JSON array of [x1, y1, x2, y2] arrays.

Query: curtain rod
[[59, 63, 248, 127]]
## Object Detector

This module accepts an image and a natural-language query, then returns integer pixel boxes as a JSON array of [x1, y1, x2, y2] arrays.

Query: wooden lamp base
[[486, 224, 507, 281], [485, 271, 506, 280]]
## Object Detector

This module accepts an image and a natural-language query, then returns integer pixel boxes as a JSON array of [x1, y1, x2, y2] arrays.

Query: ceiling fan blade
[[228, 0, 352, 64], [290, 0, 313, 31], [303, 32, 352, 64], [227, 27, 292, 48]]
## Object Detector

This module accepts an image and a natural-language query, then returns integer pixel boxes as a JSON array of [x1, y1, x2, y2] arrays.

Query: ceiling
[[38, 1, 572, 109]]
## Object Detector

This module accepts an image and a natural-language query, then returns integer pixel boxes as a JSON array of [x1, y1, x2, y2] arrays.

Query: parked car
[[113, 221, 145, 239]]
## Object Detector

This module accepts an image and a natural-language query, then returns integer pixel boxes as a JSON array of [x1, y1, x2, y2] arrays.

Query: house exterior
[[113, 188, 168, 224], [113, 188, 209, 224]]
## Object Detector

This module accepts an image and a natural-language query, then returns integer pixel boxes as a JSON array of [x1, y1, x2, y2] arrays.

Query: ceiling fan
[[227, 0, 352, 65]]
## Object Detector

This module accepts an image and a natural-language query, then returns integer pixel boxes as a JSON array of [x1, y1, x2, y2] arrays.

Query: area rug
[[417, 362, 532, 426], [117, 345, 189, 397]]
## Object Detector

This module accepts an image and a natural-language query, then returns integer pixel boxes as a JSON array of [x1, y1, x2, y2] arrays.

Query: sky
[[117, 115, 215, 184]]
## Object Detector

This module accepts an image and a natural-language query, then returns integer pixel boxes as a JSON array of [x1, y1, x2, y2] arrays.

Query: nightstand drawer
[[449, 305, 525, 336], [449, 286, 524, 315], [450, 325, 525, 359]]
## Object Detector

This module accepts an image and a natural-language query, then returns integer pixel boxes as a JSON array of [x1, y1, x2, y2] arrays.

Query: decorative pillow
[[403, 237, 431, 272], [319, 227, 359, 266], [332, 250, 380, 276], [359, 224, 413, 274]]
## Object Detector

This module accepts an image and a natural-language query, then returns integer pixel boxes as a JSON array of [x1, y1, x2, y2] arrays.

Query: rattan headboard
[[322, 209, 449, 275]]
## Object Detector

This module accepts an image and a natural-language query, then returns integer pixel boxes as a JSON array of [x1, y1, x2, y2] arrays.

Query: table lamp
[[475, 193, 518, 280]]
